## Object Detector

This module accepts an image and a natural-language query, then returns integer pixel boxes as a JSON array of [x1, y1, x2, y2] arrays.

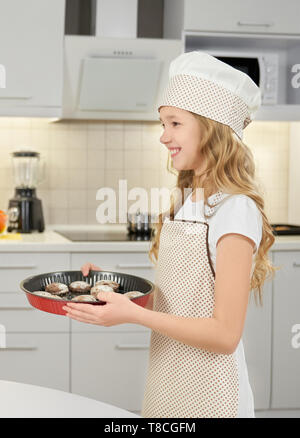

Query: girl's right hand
[[81, 262, 102, 277]]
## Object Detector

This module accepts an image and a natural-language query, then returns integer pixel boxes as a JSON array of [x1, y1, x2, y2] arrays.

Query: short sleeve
[[211, 195, 263, 253]]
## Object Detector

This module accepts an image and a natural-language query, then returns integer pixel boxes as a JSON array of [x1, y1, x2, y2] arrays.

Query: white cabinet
[[243, 279, 272, 410], [0, 333, 69, 391], [0, 251, 70, 391], [0, 252, 71, 293], [0, 0, 65, 117], [71, 331, 151, 411], [271, 251, 300, 408], [71, 252, 155, 283], [184, 0, 300, 35]]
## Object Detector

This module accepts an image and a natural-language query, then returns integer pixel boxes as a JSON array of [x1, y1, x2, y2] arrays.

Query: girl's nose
[[160, 129, 171, 144]]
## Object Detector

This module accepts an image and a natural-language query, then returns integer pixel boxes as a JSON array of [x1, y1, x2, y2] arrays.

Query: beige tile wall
[[0, 117, 293, 225]]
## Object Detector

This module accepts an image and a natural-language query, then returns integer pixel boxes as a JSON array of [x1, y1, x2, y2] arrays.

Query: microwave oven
[[208, 50, 279, 105]]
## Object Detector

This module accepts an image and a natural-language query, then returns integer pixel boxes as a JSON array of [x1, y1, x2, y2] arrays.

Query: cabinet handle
[[0, 307, 33, 311], [237, 21, 274, 28], [0, 95, 32, 100], [115, 343, 150, 350], [0, 346, 37, 351], [293, 262, 300, 268], [0, 265, 37, 269], [115, 263, 153, 269]]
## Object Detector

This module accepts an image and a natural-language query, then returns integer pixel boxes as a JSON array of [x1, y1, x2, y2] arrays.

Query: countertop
[[0, 380, 140, 418], [0, 224, 300, 252], [0, 225, 152, 252]]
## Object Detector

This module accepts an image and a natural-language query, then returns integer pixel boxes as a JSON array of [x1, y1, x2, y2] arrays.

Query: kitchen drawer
[[71, 252, 155, 282], [0, 293, 69, 333], [0, 253, 70, 292], [71, 331, 151, 411], [0, 333, 69, 392]]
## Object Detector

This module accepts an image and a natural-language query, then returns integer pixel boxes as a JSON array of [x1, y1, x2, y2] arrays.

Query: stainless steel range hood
[[62, 0, 182, 120]]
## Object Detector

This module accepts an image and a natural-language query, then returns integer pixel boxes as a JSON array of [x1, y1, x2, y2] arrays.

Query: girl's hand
[[81, 262, 102, 276], [63, 291, 143, 326]]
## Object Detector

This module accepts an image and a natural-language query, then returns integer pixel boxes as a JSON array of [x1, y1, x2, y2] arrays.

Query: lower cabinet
[[71, 331, 151, 412], [0, 333, 70, 391], [243, 278, 272, 410], [271, 251, 300, 408], [71, 252, 155, 283]]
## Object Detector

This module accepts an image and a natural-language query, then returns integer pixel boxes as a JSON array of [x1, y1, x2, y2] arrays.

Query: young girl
[[63, 51, 276, 418]]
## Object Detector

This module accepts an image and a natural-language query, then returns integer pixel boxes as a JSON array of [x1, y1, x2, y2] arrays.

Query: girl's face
[[159, 106, 205, 174]]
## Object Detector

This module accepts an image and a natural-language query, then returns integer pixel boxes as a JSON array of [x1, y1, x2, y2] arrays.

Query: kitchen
[[0, 0, 300, 419]]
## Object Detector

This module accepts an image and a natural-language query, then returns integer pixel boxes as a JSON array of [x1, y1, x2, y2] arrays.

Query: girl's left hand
[[62, 291, 142, 326]]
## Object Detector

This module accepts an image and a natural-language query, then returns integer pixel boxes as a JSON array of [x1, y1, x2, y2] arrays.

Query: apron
[[141, 191, 240, 418]]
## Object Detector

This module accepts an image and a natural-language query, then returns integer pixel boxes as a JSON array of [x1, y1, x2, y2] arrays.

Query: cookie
[[33, 291, 63, 300], [71, 295, 97, 302], [90, 284, 114, 298], [45, 282, 69, 295], [94, 280, 119, 292], [69, 281, 91, 294]]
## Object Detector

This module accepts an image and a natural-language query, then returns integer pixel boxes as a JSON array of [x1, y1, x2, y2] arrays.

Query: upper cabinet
[[0, 0, 65, 117], [184, 0, 300, 35]]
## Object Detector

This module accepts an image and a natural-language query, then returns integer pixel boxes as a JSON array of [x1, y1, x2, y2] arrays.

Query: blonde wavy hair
[[149, 113, 279, 306]]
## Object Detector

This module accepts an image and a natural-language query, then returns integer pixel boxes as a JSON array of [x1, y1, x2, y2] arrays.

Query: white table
[[0, 380, 140, 418]]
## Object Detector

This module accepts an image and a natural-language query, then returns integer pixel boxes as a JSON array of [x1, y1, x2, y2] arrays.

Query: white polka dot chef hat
[[158, 51, 261, 139]]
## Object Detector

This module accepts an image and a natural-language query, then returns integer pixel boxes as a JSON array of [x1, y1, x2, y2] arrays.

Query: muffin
[[95, 280, 119, 292], [69, 281, 91, 294], [45, 283, 69, 295], [33, 291, 63, 300], [90, 284, 114, 298], [71, 295, 97, 302], [123, 291, 144, 299]]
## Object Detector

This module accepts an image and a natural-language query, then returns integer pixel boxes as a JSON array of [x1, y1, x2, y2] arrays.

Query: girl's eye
[[172, 122, 179, 127]]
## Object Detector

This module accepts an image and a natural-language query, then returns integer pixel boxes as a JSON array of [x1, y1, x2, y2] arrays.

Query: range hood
[[78, 56, 161, 112], [62, 0, 182, 120]]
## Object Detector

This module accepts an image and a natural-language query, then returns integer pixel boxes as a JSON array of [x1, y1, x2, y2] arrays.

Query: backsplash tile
[[0, 118, 295, 226]]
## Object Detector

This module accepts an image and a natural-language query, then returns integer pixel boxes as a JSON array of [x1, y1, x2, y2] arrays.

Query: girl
[[63, 51, 276, 418]]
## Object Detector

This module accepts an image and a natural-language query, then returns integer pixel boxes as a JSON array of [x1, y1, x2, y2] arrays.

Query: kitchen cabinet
[[243, 278, 272, 410], [71, 331, 151, 412], [0, 252, 71, 293], [271, 251, 300, 409], [71, 252, 155, 282], [184, 0, 300, 35], [0, 333, 69, 391], [0, 251, 70, 391], [0, 0, 65, 117]]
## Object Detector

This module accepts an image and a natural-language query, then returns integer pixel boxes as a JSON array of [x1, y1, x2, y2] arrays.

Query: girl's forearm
[[133, 307, 236, 355]]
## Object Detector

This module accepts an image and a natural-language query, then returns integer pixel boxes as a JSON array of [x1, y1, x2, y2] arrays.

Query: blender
[[7, 151, 45, 233]]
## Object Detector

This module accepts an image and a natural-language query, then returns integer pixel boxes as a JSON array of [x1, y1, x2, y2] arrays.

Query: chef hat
[[158, 51, 261, 139]]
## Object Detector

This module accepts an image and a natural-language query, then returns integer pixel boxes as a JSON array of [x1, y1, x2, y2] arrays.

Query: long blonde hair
[[149, 113, 279, 306]]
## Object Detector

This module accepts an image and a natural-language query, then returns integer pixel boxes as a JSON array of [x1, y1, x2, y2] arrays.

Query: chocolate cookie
[[90, 284, 114, 298], [94, 280, 119, 292], [45, 283, 69, 295], [69, 281, 91, 294], [71, 295, 97, 302]]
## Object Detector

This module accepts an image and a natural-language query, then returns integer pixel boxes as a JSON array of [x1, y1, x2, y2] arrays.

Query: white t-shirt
[[175, 191, 262, 417], [175, 192, 263, 277]]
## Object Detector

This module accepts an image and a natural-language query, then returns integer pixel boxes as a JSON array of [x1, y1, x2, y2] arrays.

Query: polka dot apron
[[142, 191, 239, 418]]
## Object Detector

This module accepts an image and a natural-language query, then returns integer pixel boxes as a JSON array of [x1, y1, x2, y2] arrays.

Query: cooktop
[[56, 230, 152, 242], [271, 224, 300, 236]]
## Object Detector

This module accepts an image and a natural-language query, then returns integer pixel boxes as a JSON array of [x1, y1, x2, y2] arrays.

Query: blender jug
[[7, 151, 45, 233]]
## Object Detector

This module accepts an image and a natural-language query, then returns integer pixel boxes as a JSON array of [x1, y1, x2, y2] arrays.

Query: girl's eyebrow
[[159, 115, 177, 122]]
